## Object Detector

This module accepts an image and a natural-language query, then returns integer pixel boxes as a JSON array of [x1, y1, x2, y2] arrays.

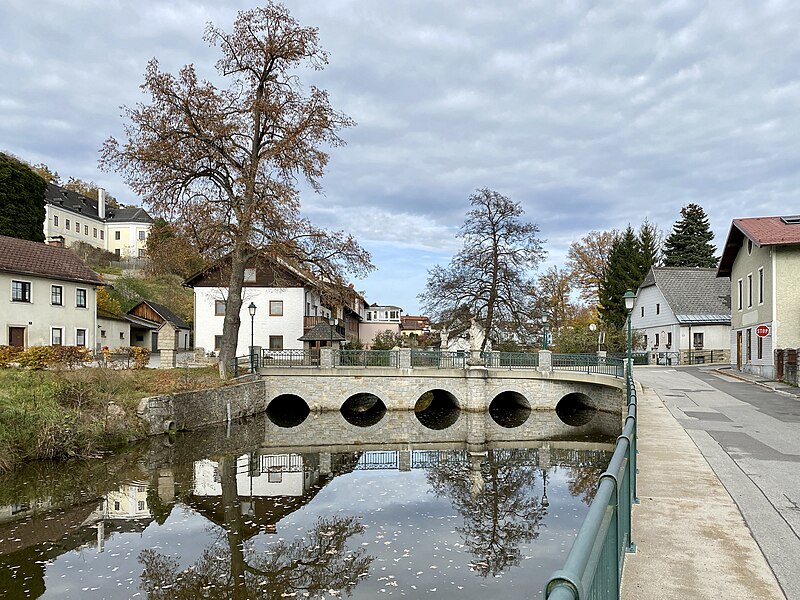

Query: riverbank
[[0, 366, 227, 472]]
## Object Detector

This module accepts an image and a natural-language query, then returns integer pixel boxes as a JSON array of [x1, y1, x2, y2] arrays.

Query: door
[[736, 331, 742, 370], [151, 332, 159, 352], [8, 327, 25, 348]]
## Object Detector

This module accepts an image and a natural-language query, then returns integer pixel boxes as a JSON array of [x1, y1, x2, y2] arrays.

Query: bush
[[16, 346, 54, 369], [129, 346, 151, 369], [0, 345, 21, 367], [50, 345, 92, 368]]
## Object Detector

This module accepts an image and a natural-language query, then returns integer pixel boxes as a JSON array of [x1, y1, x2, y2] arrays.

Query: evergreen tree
[[663, 204, 717, 267], [638, 219, 662, 273], [599, 226, 643, 328], [0, 153, 46, 242]]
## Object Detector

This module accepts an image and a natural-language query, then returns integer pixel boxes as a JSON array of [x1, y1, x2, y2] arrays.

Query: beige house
[[43, 183, 153, 258], [0, 235, 104, 348], [717, 215, 800, 378]]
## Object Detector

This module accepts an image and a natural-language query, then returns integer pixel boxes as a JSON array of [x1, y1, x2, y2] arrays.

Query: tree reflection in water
[[138, 455, 373, 599], [426, 448, 546, 577]]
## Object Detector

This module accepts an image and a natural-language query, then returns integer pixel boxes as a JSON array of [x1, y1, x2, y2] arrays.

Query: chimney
[[98, 188, 106, 220]]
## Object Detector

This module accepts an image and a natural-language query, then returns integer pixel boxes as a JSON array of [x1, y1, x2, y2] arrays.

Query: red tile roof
[[0, 235, 104, 285], [733, 216, 800, 246]]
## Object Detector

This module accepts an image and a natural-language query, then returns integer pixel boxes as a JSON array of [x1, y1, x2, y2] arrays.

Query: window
[[667, 332, 672, 347], [693, 332, 704, 349], [114, 501, 120, 511], [76, 329, 86, 347], [93, 227, 97, 238], [53, 215, 59, 227], [120, 331, 125, 340], [100, 230, 104, 240], [366, 312, 372, 321], [75, 221, 80, 232], [269, 300, 283, 316], [51, 327, 63, 346], [643, 334, 648, 348], [11, 280, 31, 303], [758, 268, 764, 304], [268, 466, 283, 483], [115, 249, 121, 257], [214, 335, 224, 351], [76, 288, 87, 308], [84, 225, 89, 235], [654, 333, 660, 347], [65, 218, 70, 229], [737, 279, 743, 310], [656, 303, 660, 315], [215, 300, 226, 316], [757, 336, 763, 360], [138, 249, 145, 258], [390, 310, 399, 319], [244, 268, 256, 282], [138, 230, 146, 241], [51, 285, 63, 306], [138, 500, 146, 511], [115, 231, 121, 240], [641, 307, 644, 317], [269, 335, 283, 350], [747, 273, 753, 308], [136, 334, 144, 342], [101, 329, 107, 338]]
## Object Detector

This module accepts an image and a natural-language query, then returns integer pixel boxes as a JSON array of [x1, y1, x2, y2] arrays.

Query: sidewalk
[[713, 365, 800, 398], [620, 383, 785, 599]]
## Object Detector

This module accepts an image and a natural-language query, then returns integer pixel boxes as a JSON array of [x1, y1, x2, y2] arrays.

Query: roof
[[0, 235, 104, 285], [298, 322, 346, 342], [640, 266, 730, 323], [44, 182, 152, 224], [718, 216, 800, 276], [133, 300, 190, 330]]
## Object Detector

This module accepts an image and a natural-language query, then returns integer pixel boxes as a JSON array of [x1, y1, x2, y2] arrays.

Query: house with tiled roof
[[127, 300, 191, 352], [717, 215, 800, 378], [43, 182, 153, 258], [631, 266, 731, 365], [0, 235, 104, 349]]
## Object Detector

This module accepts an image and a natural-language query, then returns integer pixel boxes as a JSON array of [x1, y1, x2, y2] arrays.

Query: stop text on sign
[[756, 325, 770, 337]]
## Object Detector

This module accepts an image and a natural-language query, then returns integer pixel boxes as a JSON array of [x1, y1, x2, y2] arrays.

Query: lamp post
[[623, 289, 635, 398], [248, 302, 256, 371], [542, 312, 550, 351]]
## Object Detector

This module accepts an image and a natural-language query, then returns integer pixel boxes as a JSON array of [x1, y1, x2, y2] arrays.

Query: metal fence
[[334, 349, 399, 368], [552, 353, 625, 377], [481, 351, 540, 369], [411, 350, 466, 368], [260, 349, 314, 367], [608, 352, 649, 366], [545, 373, 638, 600]]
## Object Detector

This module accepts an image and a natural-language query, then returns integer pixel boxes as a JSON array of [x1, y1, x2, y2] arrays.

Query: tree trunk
[[218, 242, 247, 378]]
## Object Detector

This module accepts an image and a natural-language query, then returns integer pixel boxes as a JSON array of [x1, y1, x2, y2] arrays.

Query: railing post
[[538, 350, 552, 372], [320, 347, 334, 369]]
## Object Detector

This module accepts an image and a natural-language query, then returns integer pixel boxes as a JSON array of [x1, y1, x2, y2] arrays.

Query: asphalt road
[[635, 366, 800, 600]]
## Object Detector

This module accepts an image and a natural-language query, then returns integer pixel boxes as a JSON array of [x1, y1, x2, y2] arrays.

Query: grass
[[0, 365, 226, 472]]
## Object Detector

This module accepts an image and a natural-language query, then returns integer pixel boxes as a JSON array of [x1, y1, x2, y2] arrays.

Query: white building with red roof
[[717, 215, 800, 378]]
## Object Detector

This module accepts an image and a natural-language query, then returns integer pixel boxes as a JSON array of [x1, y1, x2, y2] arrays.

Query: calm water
[[0, 406, 617, 599]]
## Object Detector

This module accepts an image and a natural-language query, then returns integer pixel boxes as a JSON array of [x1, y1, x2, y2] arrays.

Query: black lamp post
[[623, 289, 635, 397], [248, 302, 257, 371], [542, 312, 550, 351]]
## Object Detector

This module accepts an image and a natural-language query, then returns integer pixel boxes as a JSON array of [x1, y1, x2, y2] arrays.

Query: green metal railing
[[230, 354, 258, 377], [552, 353, 625, 377], [411, 350, 466, 368], [608, 352, 649, 366], [260, 349, 314, 367], [544, 373, 638, 600], [334, 349, 399, 367], [481, 350, 540, 368]]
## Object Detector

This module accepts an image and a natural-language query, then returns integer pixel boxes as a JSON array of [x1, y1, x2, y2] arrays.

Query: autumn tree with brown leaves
[[101, 3, 372, 376], [566, 229, 617, 308]]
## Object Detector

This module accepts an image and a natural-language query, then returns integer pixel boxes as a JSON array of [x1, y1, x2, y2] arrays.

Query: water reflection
[[0, 410, 616, 599]]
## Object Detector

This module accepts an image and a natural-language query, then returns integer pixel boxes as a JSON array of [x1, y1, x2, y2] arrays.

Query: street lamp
[[623, 289, 635, 396], [248, 302, 256, 371], [541, 312, 550, 351], [328, 315, 338, 347]]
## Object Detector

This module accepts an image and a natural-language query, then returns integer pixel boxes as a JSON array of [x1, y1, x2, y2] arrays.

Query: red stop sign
[[756, 325, 770, 337]]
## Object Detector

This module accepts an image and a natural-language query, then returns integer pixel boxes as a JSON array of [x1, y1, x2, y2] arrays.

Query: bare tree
[[419, 189, 545, 350], [101, 3, 372, 377]]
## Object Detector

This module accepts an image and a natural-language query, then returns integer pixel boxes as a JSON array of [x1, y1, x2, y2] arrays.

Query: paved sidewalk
[[620, 381, 785, 599]]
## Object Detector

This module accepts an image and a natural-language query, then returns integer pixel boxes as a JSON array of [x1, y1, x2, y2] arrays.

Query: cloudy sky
[[3, 1, 800, 313]]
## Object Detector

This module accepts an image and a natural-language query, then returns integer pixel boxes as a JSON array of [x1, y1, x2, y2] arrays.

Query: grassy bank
[[0, 366, 225, 472]]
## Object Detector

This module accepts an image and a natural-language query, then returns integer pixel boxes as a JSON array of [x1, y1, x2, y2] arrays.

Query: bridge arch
[[267, 393, 310, 427], [489, 390, 531, 428], [340, 392, 387, 427], [414, 388, 461, 430], [555, 392, 597, 426]]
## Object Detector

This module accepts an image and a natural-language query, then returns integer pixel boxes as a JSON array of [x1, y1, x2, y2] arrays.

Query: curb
[[713, 368, 800, 399]]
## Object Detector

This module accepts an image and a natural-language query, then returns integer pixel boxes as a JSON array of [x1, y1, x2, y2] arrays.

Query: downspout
[[771, 248, 778, 351]]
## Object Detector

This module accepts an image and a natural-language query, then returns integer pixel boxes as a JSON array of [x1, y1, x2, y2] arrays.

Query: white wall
[[97, 316, 129, 349]]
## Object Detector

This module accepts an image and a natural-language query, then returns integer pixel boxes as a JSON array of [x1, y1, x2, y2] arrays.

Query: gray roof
[[298, 322, 346, 342], [45, 183, 153, 224], [640, 267, 731, 322]]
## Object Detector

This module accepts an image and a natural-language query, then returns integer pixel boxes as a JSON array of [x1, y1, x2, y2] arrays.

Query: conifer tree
[[599, 226, 643, 328], [0, 153, 46, 243], [663, 204, 717, 267]]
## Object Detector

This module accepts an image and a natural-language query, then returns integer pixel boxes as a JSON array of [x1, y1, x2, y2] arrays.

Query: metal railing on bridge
[[481, 350, 540, 369], [552, 353, 625, 377], [334, 349, 399, 368], [411, 349, 466, 368], [544, 372, 638, 600]]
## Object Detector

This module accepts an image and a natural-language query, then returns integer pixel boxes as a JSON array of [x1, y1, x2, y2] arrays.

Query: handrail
[[545, 372, 637, 599]]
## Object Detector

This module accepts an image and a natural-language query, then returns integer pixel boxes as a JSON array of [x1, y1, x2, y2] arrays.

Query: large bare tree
[[101, 4, 372, 376], [419, 189, 545, 350]]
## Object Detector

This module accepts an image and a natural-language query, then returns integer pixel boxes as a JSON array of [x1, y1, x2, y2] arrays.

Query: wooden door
[[8, 327, 25, 348], [736, 331, 742, 370]]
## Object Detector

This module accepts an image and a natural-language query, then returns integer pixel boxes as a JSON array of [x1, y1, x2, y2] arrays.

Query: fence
[[608, 352, 649, 366], [552, 354, 625, 377], [260, 349, 314, 367], [334, 349, 399, 368], [411, 349, 466, 368], [481, 350, 540, 369], [544, 373, 638, 599]]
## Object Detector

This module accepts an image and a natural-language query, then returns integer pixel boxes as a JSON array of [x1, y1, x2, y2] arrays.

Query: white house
[[43, 183, 153, 258], [632, 266, 731, 365], [717, 215, 800, 378], [360, 304, 403, 348], [0, 235, 104, 348], [184, 255, 337, 355]]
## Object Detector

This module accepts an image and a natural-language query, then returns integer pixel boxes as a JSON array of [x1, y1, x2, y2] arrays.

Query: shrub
[[129, 346, 151, 369], [50, 345, 92, 369], [17, 346, 54, 369], [0, 345, 21, 367]]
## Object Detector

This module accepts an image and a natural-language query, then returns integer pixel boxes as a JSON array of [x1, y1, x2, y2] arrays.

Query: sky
[[3, 1, 800, 314]]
